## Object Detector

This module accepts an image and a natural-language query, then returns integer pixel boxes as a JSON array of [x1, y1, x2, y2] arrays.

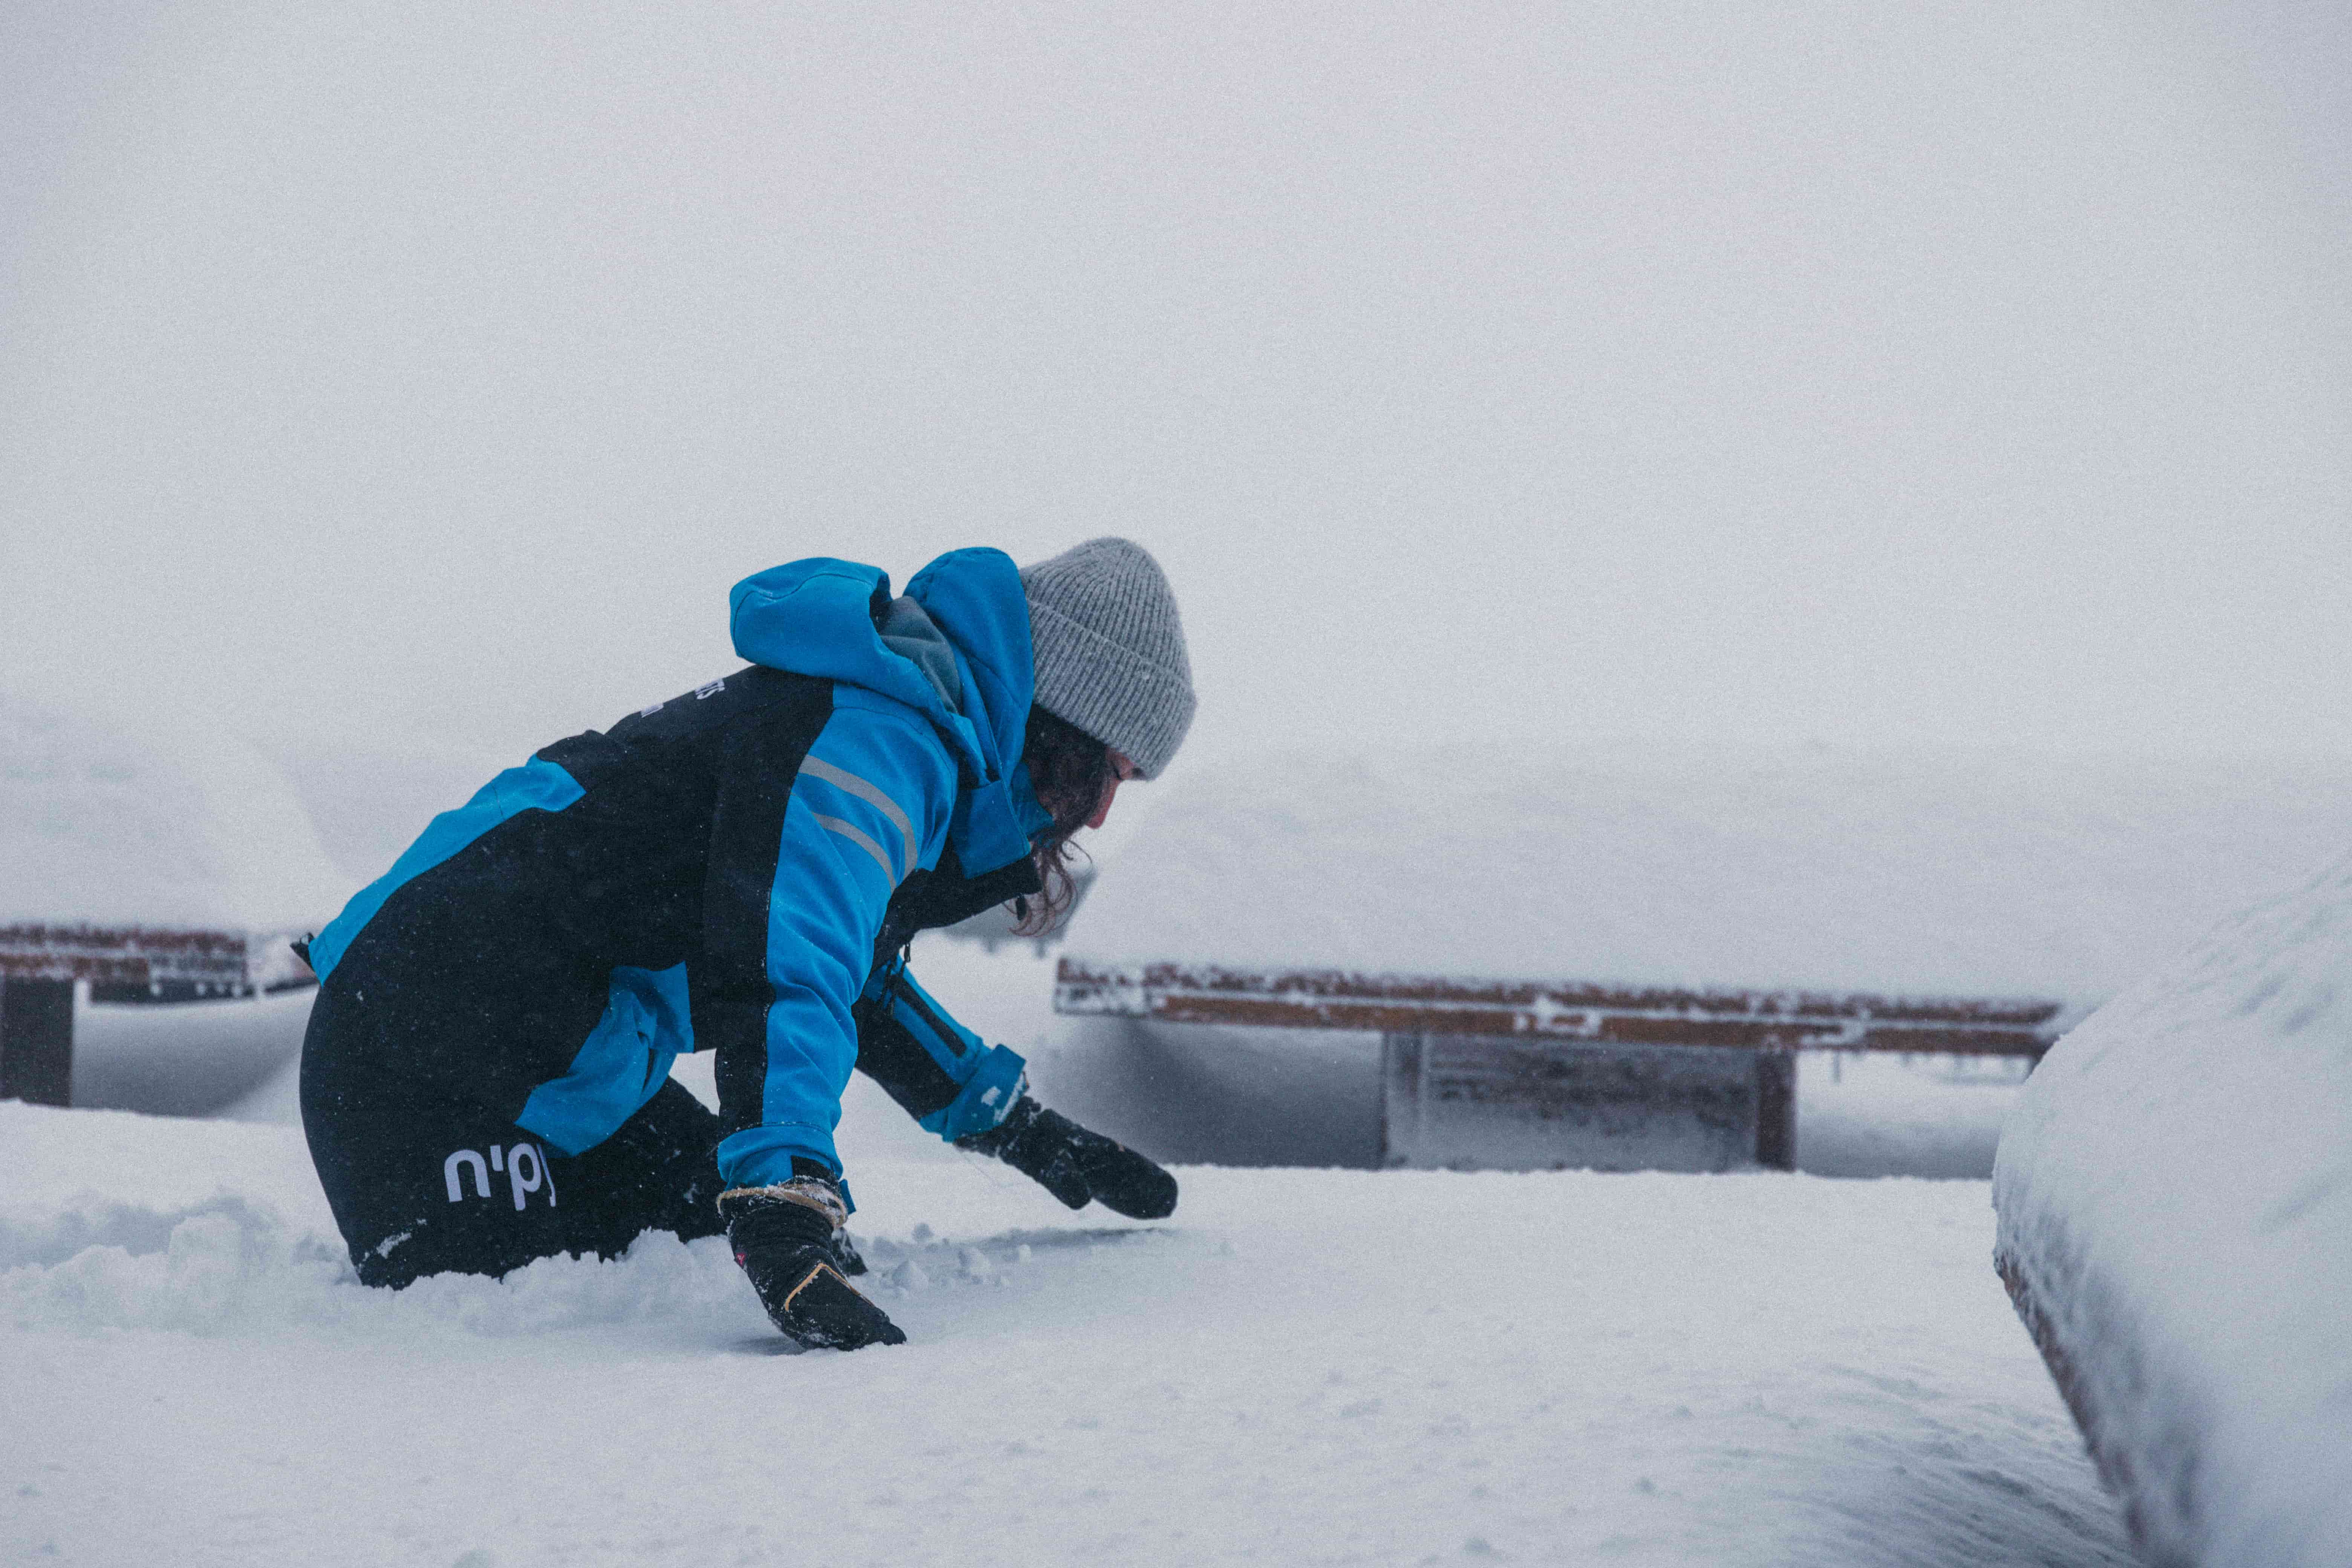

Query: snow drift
[[1, 691, 352, 933], [1994, 846, 2352, 1566], [1073, 745, 2352, 1008], [68, 988, 317, 1117]]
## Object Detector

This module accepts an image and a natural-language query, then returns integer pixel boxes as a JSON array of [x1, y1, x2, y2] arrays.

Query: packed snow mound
[[1074, 745, 2352, 1004], [0, 691, 353, 931], [1994, 847, 2352, 1566], [72, 989, 316, 1118]]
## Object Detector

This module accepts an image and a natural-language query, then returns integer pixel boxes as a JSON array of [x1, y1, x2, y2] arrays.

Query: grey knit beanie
[[1019, 537, 1196, 779]]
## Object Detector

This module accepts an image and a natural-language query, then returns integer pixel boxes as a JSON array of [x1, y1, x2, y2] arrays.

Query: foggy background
[[4, 1, 2349, 834]]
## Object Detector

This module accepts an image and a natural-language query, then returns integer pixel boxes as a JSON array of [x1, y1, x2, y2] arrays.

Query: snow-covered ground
[[2, 1092, 2130, 1567], [8, 940, 2117, 1565]]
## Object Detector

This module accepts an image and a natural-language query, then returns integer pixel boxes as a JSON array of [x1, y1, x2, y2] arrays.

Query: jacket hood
[[728, 549, 1050, 875]]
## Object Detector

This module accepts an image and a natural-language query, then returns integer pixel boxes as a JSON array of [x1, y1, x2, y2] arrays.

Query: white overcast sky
[[3, 1, 2348, 776]]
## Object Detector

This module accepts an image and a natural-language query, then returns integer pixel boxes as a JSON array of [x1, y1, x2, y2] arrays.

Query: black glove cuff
[[717, 1178, 844, 1251], [956, 1093, 1046, 1160]]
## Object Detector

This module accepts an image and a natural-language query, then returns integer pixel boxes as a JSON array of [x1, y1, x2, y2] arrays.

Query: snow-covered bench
[[1055, 959, 2061, 1169], [1053, 745, 2352, 1173]]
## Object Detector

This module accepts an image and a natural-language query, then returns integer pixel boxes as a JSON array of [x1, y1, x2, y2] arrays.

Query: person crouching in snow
[[297, 538, 1192, 1349]]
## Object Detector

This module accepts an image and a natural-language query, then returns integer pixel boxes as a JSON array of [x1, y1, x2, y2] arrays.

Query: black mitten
[[957, 1096, 1178, 1220], [717, 1179, 906, 1349]]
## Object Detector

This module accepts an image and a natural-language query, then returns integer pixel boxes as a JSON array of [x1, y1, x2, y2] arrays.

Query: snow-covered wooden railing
[[1, 922, 252, 990], [0, 923, 314, 1107], [1054, 960, 2064, 1054], [1055, 959, 2065, 1171]]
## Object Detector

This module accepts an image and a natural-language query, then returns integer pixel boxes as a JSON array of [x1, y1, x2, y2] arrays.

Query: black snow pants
[[300, 1023, 728, 1289]]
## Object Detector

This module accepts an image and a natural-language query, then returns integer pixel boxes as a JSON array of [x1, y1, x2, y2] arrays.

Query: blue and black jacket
[[304, 548, 1053, 1192]]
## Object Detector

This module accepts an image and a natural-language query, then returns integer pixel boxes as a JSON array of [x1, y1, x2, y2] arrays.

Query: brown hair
[[1015, 705, 1114, 937]]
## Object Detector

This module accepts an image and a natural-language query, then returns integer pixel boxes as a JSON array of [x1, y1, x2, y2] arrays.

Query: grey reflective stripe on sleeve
[[812, 814, 898, 884], [801, 755, 917, 876]]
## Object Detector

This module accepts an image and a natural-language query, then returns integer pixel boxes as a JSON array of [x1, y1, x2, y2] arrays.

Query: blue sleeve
[[858, 956, 1029, 1142], [711, 698, 953, 1191]]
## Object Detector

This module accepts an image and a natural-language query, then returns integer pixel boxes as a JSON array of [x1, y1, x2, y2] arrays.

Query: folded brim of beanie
[[1027, 597, 1197, 780]]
